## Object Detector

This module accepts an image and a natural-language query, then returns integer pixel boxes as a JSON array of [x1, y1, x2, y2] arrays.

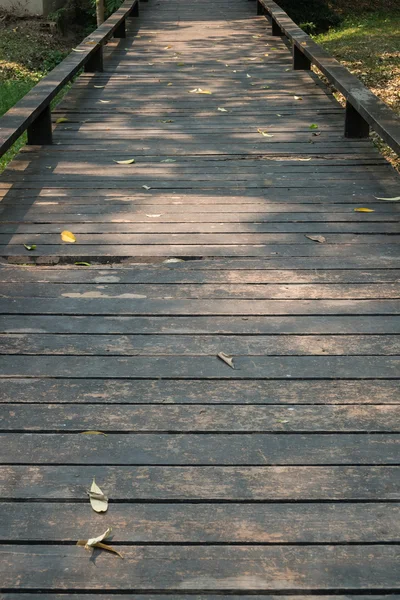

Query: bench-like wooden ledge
[[257, 0, 400, 154], [0, 0, 139, 158]]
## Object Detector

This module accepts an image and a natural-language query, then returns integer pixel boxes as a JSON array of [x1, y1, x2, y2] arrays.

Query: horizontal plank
[[1, 597, 398, 600], [2, 404, 398, 432], [1, 502, 398, 543], [0, 334, 398, 357], [1, 267, 399, 284], [1, 298, 399, 315], [0, 433, 398, 464], [1, 315, 398, 335], [1, 465, 398, 499], [0, 545, 399, 590], [1, 283, 399, 300], [1, 379, 398, 404]]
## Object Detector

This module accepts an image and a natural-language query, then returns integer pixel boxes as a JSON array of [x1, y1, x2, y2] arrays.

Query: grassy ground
[[315, 9, 400, 170], [0, 14, 83, 171]]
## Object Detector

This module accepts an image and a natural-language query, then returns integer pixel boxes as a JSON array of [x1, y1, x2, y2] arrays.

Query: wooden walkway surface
[[0, 0, 399, 595]]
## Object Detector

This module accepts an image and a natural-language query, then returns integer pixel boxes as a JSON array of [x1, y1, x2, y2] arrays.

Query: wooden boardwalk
[[0, 0, 399, 595]]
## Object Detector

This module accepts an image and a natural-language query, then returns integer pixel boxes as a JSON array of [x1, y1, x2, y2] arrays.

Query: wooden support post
[[84, 46, 104, 73], [345, 100, 370, 138], [114, 19, 126, 38], [27, 105, 52, 145], [257, 1, 264, 15], [293, 45, 311, 70], [271, 18, 283, 36], [131, 1, 139, 16]]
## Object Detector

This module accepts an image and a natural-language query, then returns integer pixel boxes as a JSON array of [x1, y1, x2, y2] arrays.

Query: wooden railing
[[0, 0, 140, 158], [256, 0, 400, 155]]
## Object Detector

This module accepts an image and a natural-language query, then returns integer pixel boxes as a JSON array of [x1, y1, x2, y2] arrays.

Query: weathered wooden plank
[[0, 266, 399, 283], [1, 315, 398, 335], [1, 298, 399, 315], [1, 433, 398, 464], [3, 404, 399, 432], [0, 379, 398, 404], [0, 334, 398, 356], [0, 545, 399, 590], [1, 502, 398, 542], [1, 283, 399, 300], [1, 465, 398, 499]]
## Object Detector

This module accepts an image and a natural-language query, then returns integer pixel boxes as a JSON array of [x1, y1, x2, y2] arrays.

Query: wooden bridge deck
[[0, 0, 399, 595]]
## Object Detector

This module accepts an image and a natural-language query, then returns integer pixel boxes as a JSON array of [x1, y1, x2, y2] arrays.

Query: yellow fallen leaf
[[218, 107, 228, 112], [375, 196, 400, 201], [167, 82, 173, 86], [113, 158, 135, 165], [142, 185, 151, 190], [257, 128, 274, 137], [77, 527, 124, 559], [61, 230, 76, 243], [354, 207, 375, 212], [88, 478, 108, 513], [99, 100, 110, 104], [146, 214, 161, 217], [188, 88, 212, 94], [294, 95, 303, 100], [81, 430, 108, 436], [72, 48, 86, 53], [56, 118, 69, 124], [164, 45, 172, 49]]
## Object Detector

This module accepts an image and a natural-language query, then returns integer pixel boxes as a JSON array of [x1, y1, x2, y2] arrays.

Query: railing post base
[[131, 1, 139, 16], [114, 20, 126, 38], [27, 105, 52, 145], [345, 101, 370, 138], [271, 18, 283, 36], [293, 45, 311, 70], [84, 46, 104, 73], [257, 1, 265, 15]]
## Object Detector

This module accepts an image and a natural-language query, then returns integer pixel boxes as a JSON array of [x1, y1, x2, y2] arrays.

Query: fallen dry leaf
[[146, 214, 161, 218], [88, 478, 108, 513], [99, 100, 110, 104], [217, 352, 235, 369], [354, 207, 375, 212], [218, 107, 228, 112], [375, 196, 400, 201], [56, 117, 69, 124], [161, 159, 176, 163], [94, 85, 105, 89], [188, 88, 212, 94], [294, 95, 303, 100], [142, 185, 151, 190], [72, 47, 86, 53], [61, 230, 76, 243], [305, 234, 326, 243], [77, 527, 123, 559], [257, 128, 274, 137], [81, 430, 108, 436], [24, 244, 36, 251], [113, 158, 135, 165]]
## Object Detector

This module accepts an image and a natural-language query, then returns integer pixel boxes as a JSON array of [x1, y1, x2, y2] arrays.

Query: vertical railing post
[[84, 45, 104, 72], [345, 100, 369, 138], [271, 17, 283, 36], [257, 1, 265, 15], [293, 45, 311, 70], [27, 105, 52, 145], [131, 1, 139, 16], [114, 19, 126, 38]]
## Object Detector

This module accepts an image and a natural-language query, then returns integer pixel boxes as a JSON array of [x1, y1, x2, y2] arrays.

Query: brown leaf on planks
[[217, 352, 235, 369], [354, 207, 375, 212], [81, 430, 108, 436], [305, 234, 326, 243], [77, 527, 123, 559], [88, 478, 108, 513]]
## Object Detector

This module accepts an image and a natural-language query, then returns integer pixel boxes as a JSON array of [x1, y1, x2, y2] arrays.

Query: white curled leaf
[[88, 478, 108, 513]]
